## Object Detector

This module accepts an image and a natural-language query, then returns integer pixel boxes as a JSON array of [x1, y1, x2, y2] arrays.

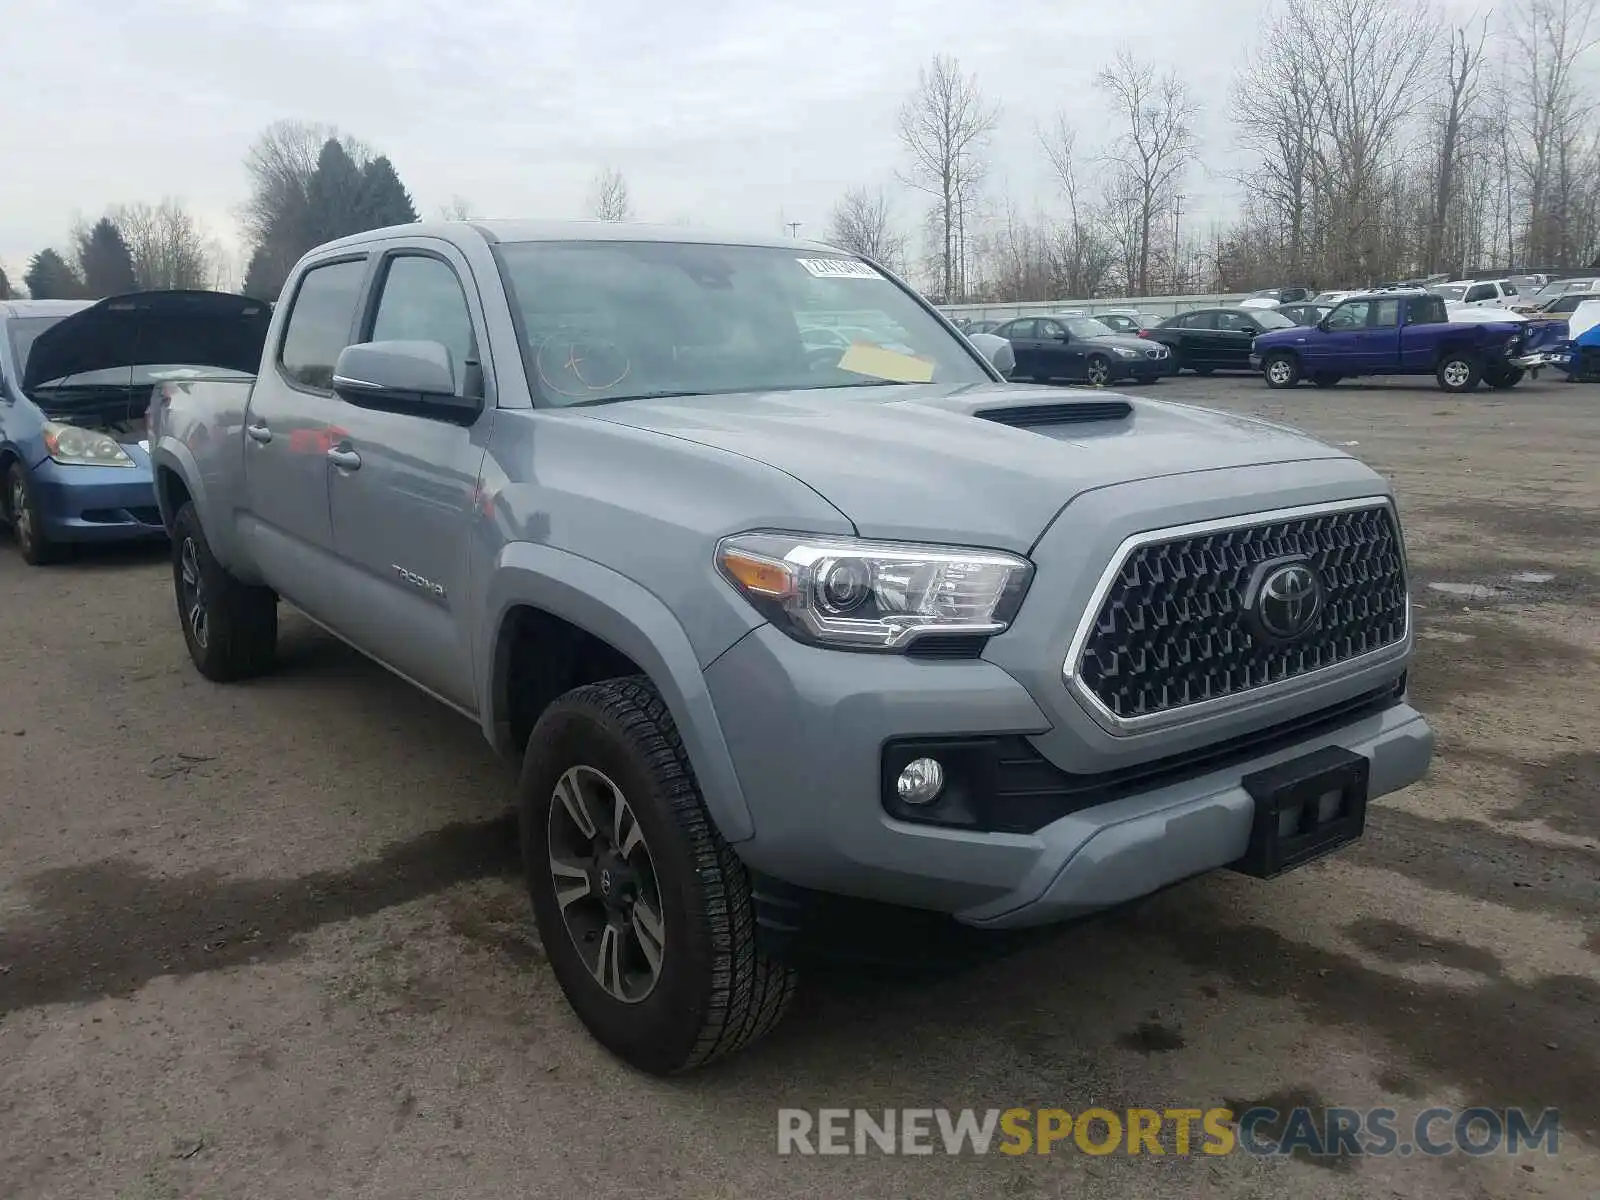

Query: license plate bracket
[[1232, 746, 1371, 878]]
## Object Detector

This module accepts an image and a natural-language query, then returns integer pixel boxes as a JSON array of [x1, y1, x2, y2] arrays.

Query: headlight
[[716, 532, 1033, 650], [1112, 346, 1138, 358], [42, 421, 135, 467]]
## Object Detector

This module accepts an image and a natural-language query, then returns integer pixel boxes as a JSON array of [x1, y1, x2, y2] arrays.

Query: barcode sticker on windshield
[[797, 257, 881, 280]]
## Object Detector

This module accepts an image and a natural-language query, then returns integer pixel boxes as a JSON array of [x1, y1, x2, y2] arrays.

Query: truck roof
[[314, 219, 844, 256]]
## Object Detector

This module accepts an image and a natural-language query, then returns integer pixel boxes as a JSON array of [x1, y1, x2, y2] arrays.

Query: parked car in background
[[150, 219, 1433, 1074], [963, 319, 1003, 335], [1094, 310, 1164, 334], [1315, 290, 1358, 305], [1, 292, 269, 564], [1250, 290, 1536, 393], [994, 314, 1171, 385], [1241, 287, 1315, 308], [1429, 279, 1521, 308], [1276, 303, 1333, 326], [1531, 288, 1600, 316], [1527, 277, 1599, 308], [1145, 306, 1297, 374]]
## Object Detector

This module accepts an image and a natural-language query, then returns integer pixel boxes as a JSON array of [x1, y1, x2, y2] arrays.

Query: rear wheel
[[1436, 353, 1482, 393], [171, 501, 278, 681], [521, 676, 797, 1074], [1484, 363, 1524, 389], [1263, 352, 1301, 389], [5, 461, 59, 565], [1311, 373, 1342, 388]]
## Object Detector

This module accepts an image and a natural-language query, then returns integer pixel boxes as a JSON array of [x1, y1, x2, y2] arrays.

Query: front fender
[[481, 541, 755, 842]]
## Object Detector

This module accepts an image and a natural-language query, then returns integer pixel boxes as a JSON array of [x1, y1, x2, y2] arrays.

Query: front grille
[[1074, 503, 1408, 722], [1145, 347, 1168, 359]]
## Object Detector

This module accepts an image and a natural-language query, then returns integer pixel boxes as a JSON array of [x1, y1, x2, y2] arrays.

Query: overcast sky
[[0, 0, 1501, 285]]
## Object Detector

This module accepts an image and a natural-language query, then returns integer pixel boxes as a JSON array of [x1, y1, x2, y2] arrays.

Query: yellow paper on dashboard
[[837, 342, 936, 384]]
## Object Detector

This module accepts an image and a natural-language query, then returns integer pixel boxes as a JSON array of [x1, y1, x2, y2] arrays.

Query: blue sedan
[[1, 292, 268, 564]]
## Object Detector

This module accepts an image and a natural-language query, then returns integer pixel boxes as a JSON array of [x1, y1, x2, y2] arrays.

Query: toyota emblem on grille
[[1250, 559, 1323, 640]]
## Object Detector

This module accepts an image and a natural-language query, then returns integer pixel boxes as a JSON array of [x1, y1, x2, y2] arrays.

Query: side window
[[1413, 297, 1448, 324], [1215, 311, 1254, 333], [1327, 302, 1369, 330], [1465, 284, 1494, 303], [368, 255, 478, 394], [1371, 299, 1402, 328], [1039, 319, 1066, 339], [278, 259, 367, 391], [1180, 311, 1216, 330], [1503, 282, 1519, 296], [1003, 319, 1036, 338]]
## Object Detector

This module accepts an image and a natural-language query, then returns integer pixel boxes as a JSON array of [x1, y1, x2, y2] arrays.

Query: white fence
[[938, 292, 1247, 321]]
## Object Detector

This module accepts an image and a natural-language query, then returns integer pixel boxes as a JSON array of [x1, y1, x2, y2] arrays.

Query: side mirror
[[332, 340, 479, 420], [967, 332, 1016, 376]]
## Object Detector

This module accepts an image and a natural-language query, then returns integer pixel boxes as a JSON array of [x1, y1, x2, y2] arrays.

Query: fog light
[[896, 757, 945, 805]]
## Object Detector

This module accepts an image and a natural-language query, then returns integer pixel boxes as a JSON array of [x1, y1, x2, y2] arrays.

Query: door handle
[[327, 446, 362, 471], [245, 422, 272, 444]]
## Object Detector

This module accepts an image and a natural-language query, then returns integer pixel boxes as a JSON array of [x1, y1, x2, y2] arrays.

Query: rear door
[[240, 255, 368, 619], [322, 243, 491, 711], [998, 319, 1040, 378]]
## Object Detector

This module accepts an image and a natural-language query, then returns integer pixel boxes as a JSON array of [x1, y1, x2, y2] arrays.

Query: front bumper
[[707, 623, 1432, 927], [1510, 349, 1568, 369], [27, 457, 164, 543]]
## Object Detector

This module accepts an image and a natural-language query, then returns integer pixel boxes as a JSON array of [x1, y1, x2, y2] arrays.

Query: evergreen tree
[[303, 138, 366, 246], [23, 249, 84, 299], [356, 156, 419, 229], [0, 265, 11, 299], [76, 217, 139, 297], [241, 245, 285, 303]]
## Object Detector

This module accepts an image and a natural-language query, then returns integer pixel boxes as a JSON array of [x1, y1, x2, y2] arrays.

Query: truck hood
[[23, 290, 271, 393], [587, 382, 1353, 551]]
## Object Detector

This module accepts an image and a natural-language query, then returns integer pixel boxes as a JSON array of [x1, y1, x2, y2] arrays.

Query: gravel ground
[[1, 373, 1596, 1199]]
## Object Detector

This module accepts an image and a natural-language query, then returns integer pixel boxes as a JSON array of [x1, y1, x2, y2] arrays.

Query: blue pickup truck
[[1250, 291, 1533, 393]]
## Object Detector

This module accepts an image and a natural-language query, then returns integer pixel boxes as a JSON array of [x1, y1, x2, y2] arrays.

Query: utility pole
[[785, 221, 802, 238], [1172, 194, 1184, 294]]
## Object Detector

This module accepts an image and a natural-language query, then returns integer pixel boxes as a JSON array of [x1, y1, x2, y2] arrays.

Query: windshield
[[5, 315, 70, 380], [1065, 317, 1117, 338], [494, 241, 989, 406], [1432, 285, 1468, 301], [1253, 309, 1296, 329]]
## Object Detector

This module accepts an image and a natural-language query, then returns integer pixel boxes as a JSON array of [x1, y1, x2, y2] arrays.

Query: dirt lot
[[1, 374, 1596, 1199]]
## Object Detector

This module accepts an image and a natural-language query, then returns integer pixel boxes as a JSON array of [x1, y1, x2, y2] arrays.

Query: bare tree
[[109, 200, 212, 290], [438, 195, 477, 220], [897, 54, 1000, 302], [587, 167, 634, 222], [825, 187, 905, 267], [1037, 115, 1116, 298], [1427, 20, 1491, 273], [1504, 0, 1598, 265], [1094, 49, 1198, 296]]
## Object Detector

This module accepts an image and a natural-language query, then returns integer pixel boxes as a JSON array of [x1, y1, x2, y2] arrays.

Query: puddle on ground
[[1419, 629, 1477, 643], [1428, 582, 1502, 600], [1510, 571, 1556, 584]]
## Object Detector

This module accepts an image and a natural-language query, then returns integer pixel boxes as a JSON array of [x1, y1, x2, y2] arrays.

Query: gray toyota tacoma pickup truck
[[150, 221, 1434, 1074]]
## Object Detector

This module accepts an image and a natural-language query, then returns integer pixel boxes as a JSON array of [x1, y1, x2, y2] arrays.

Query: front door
[[1353, 296, 1403, 371], [1308, 300, 1370, 372], [240, 255, 369, 623], [1035, 318, 1085, 380], [1213, 310, 1260, 369], [324, 246, 490, 712]]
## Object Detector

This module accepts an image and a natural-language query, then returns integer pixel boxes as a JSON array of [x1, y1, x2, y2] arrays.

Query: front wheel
[[1263, 352, 1302, 389], [1084, 355, 1112, 386], [521, 676, 797, 1075], [5, 461, 59, 565], [1436, 353, 1482, 393], [171, 501, 278, 681]]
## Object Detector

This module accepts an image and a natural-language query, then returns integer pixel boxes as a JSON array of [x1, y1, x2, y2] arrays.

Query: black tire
[[1263, 352, 1302, 389], [521, 676, 797, 1075], [1194, 366, 1215, 376], [171, 501, 277, 681], [1084, 355, 1112, 387], [1436, 352, 1482, 393], [1484, 364, 1524, 389], [5, 460, 61, 565], [1312, 373, 1342, 388]]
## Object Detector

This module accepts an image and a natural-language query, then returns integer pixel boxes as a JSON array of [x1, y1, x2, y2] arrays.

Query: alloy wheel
[[1268, 359, 1293, 385], [9, 474, 32, 554], [1086, 358, 1110, 386], [546, 764, 666, 1003], [1442, 360, 1470, 388], [179, 537, 209, 650]]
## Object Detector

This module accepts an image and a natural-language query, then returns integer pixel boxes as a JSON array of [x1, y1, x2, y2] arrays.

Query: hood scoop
[[976, 399, 1133, 427]]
